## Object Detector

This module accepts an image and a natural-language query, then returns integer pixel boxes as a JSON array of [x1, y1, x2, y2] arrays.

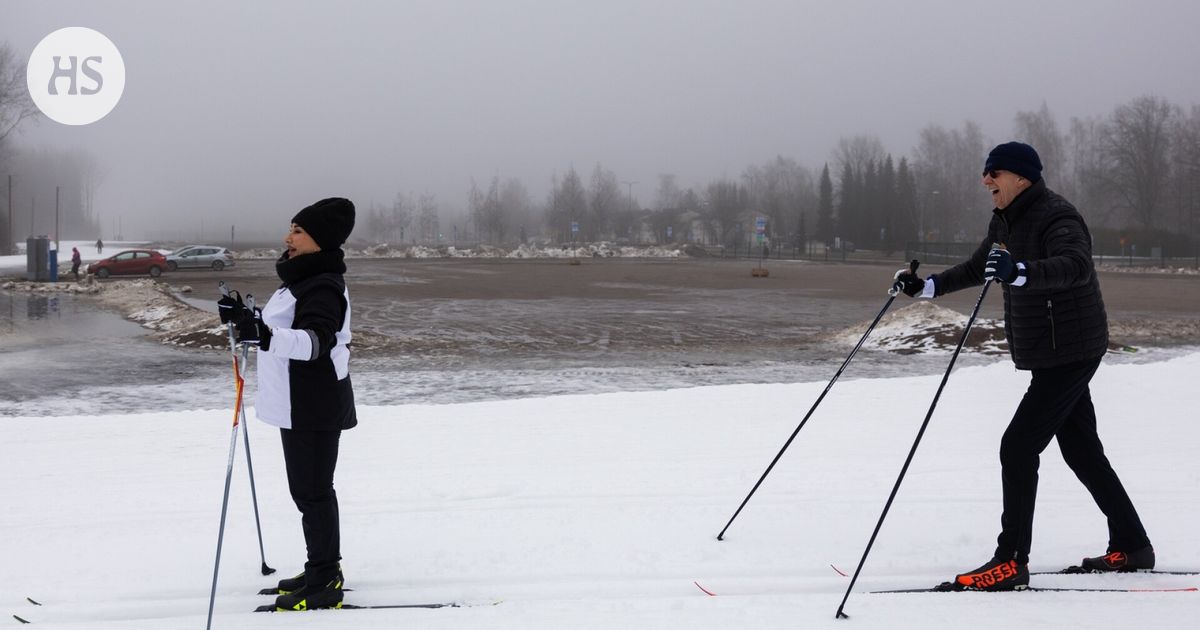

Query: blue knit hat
[[983, 142, 1043, 182]]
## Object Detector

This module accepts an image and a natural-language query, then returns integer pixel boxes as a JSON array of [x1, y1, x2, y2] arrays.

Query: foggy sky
[[5, 0, 1200, 242]]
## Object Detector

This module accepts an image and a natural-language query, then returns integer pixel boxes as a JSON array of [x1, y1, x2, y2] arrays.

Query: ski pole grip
[[218, 281, 229, 298], [909, 259, 919, 275]]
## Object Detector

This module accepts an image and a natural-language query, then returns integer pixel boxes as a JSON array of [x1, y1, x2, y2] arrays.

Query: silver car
[[166, 245, 236, 271]]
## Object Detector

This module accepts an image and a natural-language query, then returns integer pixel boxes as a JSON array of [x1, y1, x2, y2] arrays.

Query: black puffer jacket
[[933, 180, 1108, 370]]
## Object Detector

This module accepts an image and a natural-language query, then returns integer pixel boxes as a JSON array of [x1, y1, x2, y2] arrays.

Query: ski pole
[[206, 323, 246, 630], [218, 283, 276, 576], [834, 275, 993, 620], [716, 260, 919, 541], [236, 293, 275, 576]]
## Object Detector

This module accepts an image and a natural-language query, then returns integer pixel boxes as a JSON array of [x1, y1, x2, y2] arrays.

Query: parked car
[[88, 249, 168, 278], [166, 245, 236, 271]]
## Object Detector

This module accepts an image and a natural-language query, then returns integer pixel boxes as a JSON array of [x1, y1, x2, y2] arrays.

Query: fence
[[697, 240, 1200, 269]]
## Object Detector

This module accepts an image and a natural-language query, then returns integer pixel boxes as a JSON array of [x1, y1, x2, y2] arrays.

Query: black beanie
[[291, 197, 355, 251], [983, 142, 1043, 182]]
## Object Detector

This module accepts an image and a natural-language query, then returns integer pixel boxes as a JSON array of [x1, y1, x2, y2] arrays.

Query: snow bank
[[828, 301, 1007, 355], [234, 241, 686, 260]]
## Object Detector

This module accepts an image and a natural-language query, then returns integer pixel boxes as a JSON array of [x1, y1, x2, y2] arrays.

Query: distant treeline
[[367, 95, 1200, 254]]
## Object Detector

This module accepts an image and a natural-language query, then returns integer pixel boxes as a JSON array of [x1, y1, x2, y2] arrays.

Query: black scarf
[[276, 249, 347, 286]]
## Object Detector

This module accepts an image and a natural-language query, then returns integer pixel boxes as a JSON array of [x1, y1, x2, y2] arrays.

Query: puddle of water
[[0, 291, 228, 413]]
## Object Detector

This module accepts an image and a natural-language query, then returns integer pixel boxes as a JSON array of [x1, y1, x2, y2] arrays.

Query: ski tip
[[254, 604, 276, 613], [257, 587, 280, 596], [693, 581, 717, 597], [24, 598, 41, 607], [830, 564, 848, 577], [13, 615, 31, 624]]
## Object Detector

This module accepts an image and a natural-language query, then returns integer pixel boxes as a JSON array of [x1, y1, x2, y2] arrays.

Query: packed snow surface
[[3, 353, 1198, 629]]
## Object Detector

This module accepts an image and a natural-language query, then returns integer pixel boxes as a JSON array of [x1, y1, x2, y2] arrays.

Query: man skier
[[892, 142, 1154, 591]]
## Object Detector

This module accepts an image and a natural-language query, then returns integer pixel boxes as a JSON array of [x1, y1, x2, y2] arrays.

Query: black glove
[[217, 290, 249, 325], [235, 307, 272, 350], [984, 247, 1023, 284], [892, 260, 924, 297]]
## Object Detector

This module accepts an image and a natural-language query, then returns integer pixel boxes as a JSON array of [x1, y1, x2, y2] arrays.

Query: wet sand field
[[3, 257, 1197, 415], [181, 256, 1200, 357]]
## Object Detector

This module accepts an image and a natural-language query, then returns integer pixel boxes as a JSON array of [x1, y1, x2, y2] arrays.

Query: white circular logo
[[26, 27, 126, 126]]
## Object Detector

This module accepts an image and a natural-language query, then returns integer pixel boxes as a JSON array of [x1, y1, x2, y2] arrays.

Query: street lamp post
[[6, 175, 12, 255], [923, 189, 939, 244], [621, 180, 637, 212], [620, 180, 637, 239]]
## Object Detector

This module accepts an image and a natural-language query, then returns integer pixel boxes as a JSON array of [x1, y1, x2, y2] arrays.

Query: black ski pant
[[280, 428, 342, 586], [994, 357, 1150, 564]]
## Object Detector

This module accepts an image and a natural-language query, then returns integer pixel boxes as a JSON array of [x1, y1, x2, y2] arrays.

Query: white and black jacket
[[254, 250, 357, 431]]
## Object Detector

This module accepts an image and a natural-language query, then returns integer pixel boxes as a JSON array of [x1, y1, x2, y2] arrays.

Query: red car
[[88, 249, 168, 278]]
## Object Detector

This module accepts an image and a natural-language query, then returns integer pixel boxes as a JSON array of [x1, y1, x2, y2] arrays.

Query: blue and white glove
[[984, 247, 1026, 286]]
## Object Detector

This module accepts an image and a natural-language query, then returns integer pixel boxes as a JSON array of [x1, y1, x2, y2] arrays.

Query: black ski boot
[[942, 558, 1029, 591], [269, 565, 343, 595], [273, 572, 305, 595], [273, 574, 345, 611], [1080, 546, 1155, 572]]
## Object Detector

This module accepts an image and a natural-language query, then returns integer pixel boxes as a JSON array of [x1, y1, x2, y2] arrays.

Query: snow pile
[[233, 242, 686, 260], [503, 242, 684, 259], [1, 278, 103, 295], [1096, 264, 1200, 276], [829, 301, 1007, 355]]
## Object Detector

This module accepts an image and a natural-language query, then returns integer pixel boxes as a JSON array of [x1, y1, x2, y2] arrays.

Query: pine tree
[[817, 164, 834, 246], [878, 155, 897, 249], [836, 162, 857, 248], [896, 157, 919, 246]]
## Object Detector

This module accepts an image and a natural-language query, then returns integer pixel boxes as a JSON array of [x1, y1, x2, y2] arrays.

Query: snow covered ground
[[3, 352, 1198, 629]]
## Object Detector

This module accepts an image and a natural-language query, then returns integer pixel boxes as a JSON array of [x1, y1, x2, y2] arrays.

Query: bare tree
[[1066, 115, 1120, 226], [545, 167, 586, 242], [392, 192, 413, 242], [1167, 105, 1200, 241], [0, 43, 40, 150], [469, 176, 509, 244], [418, 193, 439, 243], [895, 157, 919, 244], [1, 43, 41, 254], [833, 135, 886, 177], [79, 153, 107, 229], [1106, 95, 1176, 229], [588, 163, 620, 241], [365, 192, 415, 244], [1014, 102, 1069, 195], [743, 155, 813, 242], [912, 121, 988, 240], [704, 179, 746, 248], [654, 173, 683, 211]]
